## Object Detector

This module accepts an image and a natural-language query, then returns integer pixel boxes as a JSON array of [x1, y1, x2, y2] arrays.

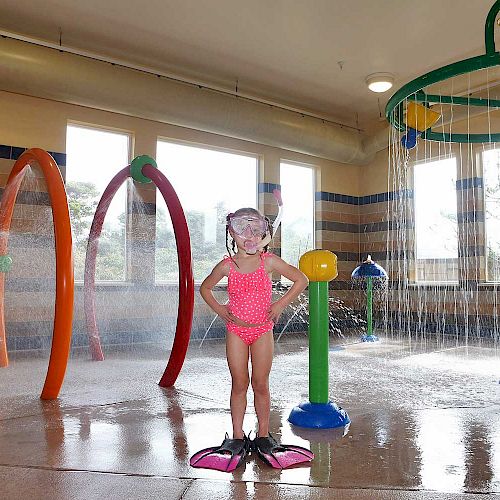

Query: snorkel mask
[[229, 216, 268, 237], [227, 213, 269, 254], [227, 189, 283, 255]]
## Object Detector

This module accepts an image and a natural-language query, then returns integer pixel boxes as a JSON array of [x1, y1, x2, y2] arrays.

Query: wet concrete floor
[[0, 335, 499, 499]]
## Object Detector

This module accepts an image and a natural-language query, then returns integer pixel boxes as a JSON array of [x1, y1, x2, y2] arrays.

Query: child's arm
[[266, 255, 308, 322], [200, 260, 251, 327]]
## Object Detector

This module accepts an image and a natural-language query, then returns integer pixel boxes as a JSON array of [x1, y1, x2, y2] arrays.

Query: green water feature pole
[[308, 280, 329, 403], [366, 276, 373, 337], [288, 249, 350, 428]]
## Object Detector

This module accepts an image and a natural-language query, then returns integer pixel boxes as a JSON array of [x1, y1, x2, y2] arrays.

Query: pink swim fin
[[189, 434, 249, 472], [252, 434, 314, 469]]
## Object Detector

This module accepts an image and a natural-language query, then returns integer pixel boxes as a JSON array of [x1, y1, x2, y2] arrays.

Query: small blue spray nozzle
[[351, 255, 388, 279]]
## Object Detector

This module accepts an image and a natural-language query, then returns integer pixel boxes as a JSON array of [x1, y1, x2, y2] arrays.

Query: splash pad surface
[[1, 334, 498, 495]]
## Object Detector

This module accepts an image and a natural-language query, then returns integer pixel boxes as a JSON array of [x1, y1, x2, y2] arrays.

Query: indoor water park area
[[0, 1, 500, 499]]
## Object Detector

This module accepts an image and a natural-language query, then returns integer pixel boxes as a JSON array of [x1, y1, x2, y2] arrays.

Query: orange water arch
[[0, 148, 74, 399]]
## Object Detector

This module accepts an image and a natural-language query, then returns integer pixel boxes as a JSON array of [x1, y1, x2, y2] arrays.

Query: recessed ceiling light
[[366, 73, 394, 93]]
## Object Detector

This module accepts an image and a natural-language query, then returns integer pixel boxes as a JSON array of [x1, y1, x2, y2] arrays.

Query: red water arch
[[0, 148, 74, 400], [84, 157, 194, 387]]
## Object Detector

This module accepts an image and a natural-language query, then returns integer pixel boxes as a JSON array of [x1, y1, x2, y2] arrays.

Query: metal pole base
[[288, 401, 350, 429]]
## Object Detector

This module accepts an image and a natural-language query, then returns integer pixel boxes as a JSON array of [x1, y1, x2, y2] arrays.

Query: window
[[483, 148, 500, 281], [279, 162, 315, 267], [66, 124, 130, 281], [414, 157, 458, 282], [155, 140, 258, 282]]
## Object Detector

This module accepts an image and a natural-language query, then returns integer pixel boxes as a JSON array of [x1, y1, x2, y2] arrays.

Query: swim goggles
[[229, 216, 268, 237]]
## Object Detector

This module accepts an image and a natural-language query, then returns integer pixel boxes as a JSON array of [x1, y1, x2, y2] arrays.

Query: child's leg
[[226, 332, 250, 439], [249, 331, 274, 437]]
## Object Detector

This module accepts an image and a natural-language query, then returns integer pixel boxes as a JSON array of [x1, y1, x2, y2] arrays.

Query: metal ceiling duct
[[0, 37, 387, 164]]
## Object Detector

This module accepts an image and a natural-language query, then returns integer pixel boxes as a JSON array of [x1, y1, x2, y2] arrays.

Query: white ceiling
[[0, 0, 497, 131]]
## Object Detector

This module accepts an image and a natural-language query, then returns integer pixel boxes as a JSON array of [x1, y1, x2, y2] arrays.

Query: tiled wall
[[4, 84, 495, 349], [1, 146, 65, 350], [456, 177, 485, 283], [364, 176, 498, 337], [0, 145, 219, 352], [315, 190, 394, 309], [1, 141, 363, 353], [4, 144, 497, 351], [316, 178, 500, 339], [0, 90, 364, 353]]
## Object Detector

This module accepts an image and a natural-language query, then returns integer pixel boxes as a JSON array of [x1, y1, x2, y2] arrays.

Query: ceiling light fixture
[[366, 73, 394, 93]]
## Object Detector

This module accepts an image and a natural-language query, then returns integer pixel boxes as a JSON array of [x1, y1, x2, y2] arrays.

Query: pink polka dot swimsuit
[[225, 252, 274, 345]]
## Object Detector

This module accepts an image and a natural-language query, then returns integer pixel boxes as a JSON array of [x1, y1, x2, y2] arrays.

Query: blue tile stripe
[[0, 144, 66, 166], [458, 245, 485, 257], [11, 147, 25, 160], [315, 192, 359, 204], [316, 189, 413, 205], [370, 250, 414, 260], [258, 182, 281, 194], [360, 220, 413, 232], [359, 190, 414, 204], [317, 220, 359, 233], [456, 177, 483, 190], [457, 211, 484, 223], [130, 201, 155, 215], [0, 145, 11, 159], [50, 152, 67, 166], [317, 219, 412, 234], [0, 188, 51, 206], [7, 234, 54, 247], [5, 329, 169, 351], [6, 335, 46, 351]]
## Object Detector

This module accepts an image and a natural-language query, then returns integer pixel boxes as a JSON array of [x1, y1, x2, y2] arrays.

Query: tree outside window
[[155, 141, 257, 283], [66, 124, 129, 281]]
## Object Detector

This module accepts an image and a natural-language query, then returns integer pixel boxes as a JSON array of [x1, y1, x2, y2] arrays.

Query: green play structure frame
[[386, 1, 500, 144]]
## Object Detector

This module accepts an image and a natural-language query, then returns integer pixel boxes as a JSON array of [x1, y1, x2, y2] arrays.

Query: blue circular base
[[361, 334, 379, 342], [288, 401, 350, 429]]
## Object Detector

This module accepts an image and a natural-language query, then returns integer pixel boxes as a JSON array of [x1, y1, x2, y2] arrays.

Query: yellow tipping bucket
[[405, 102, 441, 132]]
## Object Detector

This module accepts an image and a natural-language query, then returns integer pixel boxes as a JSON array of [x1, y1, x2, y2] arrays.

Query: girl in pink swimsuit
[[200, 207, 308, 442]]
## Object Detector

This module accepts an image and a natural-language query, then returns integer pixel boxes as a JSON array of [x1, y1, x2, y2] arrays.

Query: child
[[190, 207, 313, 472]]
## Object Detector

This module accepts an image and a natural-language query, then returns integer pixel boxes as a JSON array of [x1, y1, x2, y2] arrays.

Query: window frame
[[412, 154, 459, 285], [154, 136, 260, 284], [279, 159, 316, 271], [66, 121, 132, 284], [480, 145, 500, 283]]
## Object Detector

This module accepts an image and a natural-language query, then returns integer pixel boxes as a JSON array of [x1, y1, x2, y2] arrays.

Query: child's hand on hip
[[267, 301, 286, 322]]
